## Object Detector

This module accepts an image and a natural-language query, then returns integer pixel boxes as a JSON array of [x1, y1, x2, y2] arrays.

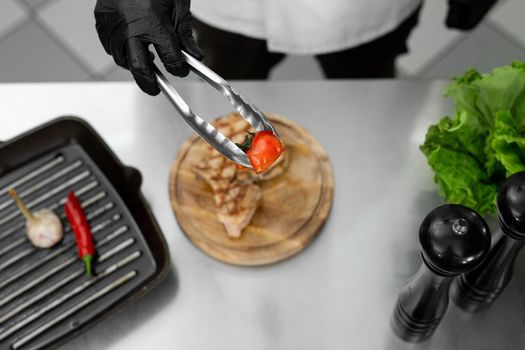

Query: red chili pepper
[[65, 192, 95, 276]]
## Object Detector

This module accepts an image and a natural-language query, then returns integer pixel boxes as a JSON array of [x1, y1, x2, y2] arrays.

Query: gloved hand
[[446, 0, 498, 31], [95, 0, 203, 95]]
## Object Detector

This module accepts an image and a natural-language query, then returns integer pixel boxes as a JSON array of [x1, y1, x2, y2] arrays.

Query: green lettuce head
[[420, 62, 525, 215]]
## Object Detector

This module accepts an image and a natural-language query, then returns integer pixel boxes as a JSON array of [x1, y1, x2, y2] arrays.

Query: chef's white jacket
[[191, 0, 423, 55]]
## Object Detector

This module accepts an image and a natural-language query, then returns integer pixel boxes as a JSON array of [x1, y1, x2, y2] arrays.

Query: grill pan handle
[[123, 166, 142, 192]]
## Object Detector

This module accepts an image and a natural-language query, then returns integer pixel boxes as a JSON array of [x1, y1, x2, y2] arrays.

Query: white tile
[[398, 0, 466, 76], [270, 55, 323, 80], [37, 0, 114, 75], [0, 0, 28, 39], [0, 22, 90, 82], [489, 0, 525, 49], [422, 23, 525, 79]]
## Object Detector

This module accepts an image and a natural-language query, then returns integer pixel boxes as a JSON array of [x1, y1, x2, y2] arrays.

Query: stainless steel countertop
[[1, 80, 524, 350]]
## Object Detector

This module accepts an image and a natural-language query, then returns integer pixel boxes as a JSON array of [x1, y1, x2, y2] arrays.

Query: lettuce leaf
[[420, 111, 497, 215], [491, 111, 525, 176], [422, 145, 498, 215], [421, 62, 525, 215]]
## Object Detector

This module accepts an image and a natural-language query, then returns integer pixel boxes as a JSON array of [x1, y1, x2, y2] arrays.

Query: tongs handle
[[154, 66, 252, 169]]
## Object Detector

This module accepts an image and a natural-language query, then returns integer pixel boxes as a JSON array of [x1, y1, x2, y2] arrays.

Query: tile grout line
[[0, 17, 32, 44], [17, 0, 53, 10], [414, 30, 472, 78], [33, 20, 97, 78], [16, 0, 99, 79], [486, 19, 525, 54]]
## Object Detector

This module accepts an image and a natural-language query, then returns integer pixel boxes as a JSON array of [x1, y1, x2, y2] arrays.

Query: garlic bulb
[[26, 209, 63, 248], [8, 189, 63, 248]]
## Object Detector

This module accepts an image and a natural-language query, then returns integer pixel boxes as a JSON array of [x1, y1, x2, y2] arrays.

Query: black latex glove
[[446, 0, 498, 31], [95, 0, 203, 95]]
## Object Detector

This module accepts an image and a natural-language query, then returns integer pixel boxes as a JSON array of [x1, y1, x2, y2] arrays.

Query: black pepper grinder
[[452, 171, 525, 312], [391, 204, 491, 342]]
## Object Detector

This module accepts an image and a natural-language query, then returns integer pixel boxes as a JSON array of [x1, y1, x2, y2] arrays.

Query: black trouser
[[192, 6, 421, 79]]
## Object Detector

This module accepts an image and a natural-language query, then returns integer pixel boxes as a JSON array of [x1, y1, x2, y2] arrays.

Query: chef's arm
[[446, 0, 498, 30], [94, 0, 203, 96]]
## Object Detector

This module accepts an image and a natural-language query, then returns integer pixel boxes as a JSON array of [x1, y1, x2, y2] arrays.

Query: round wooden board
[[169, 113, 334, 266]]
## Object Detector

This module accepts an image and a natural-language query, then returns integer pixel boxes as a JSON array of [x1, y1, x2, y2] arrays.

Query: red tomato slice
[[246, 131, 285, 174]]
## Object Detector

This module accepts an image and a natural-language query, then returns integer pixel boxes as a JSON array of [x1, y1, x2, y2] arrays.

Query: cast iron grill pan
[[0, 117, 169, 350]]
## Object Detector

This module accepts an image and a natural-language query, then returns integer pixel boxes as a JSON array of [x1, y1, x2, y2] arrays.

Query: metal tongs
[[154, 51, 280, 169]]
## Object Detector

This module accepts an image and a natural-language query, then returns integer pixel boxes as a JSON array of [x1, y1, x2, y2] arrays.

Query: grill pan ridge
[[0, 117, 170, 349]]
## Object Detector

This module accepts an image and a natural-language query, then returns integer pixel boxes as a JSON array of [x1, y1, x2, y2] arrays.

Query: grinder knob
[[420, 204, 491, 276]]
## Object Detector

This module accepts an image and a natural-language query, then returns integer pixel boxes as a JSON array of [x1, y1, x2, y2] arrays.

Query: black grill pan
[[0, 117, 170, 350]]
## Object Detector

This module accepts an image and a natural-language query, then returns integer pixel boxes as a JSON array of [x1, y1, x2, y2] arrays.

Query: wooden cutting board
[[169, 113, 334, 266]]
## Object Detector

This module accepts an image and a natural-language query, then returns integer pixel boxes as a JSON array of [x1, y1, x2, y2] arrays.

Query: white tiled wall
[[425, 23, 525, 77], [0, 0, 523, 82], [397, 0, 467, 76], [0, 0, 28, 41], [0, 22, 90, 82], [490, 0, 525, 49], [37, 0, 114, 76]]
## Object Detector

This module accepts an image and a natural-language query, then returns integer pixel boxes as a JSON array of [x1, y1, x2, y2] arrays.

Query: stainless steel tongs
[[154, 51, 280, 169]]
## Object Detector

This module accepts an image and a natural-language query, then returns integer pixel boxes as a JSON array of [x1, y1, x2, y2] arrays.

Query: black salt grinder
[[452, 171, 525, 312], [391, 204, 491, 342]]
